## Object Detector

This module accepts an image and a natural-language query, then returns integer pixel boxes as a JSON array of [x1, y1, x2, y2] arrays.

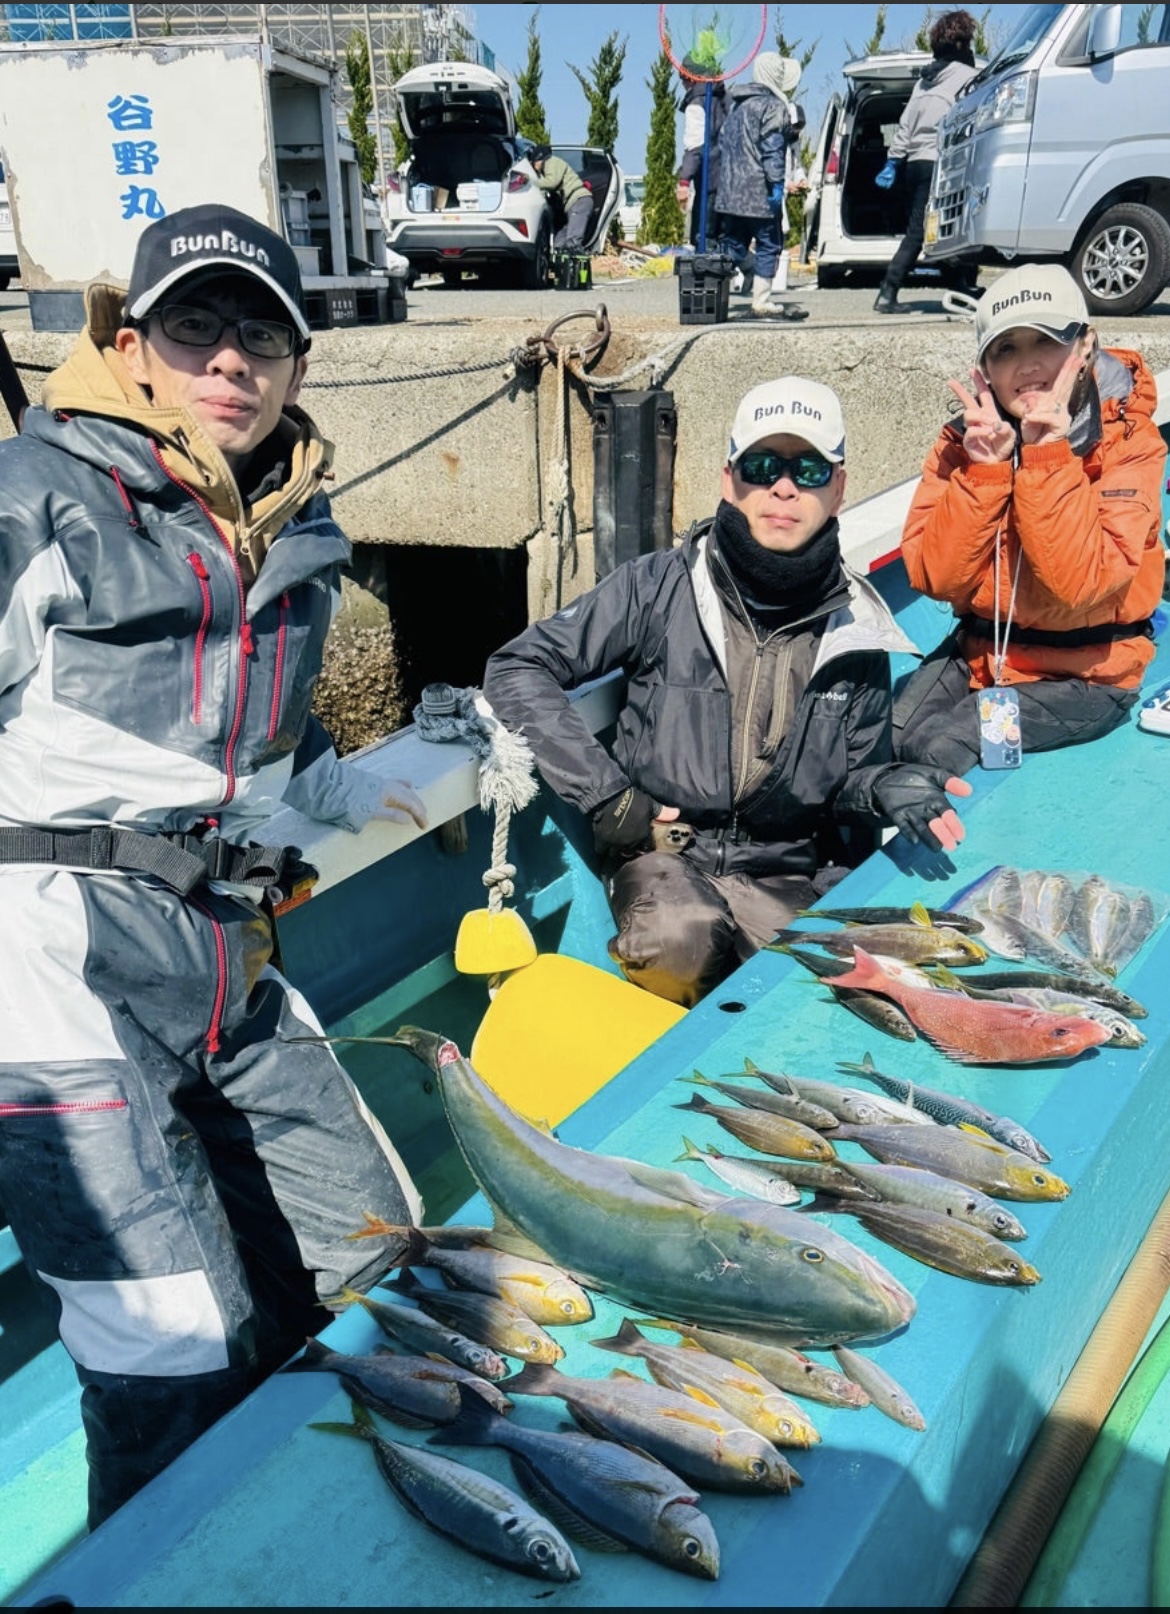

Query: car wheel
[[520, 225, 551, 290], [0, 276, 9, 293], [1071, 203, 1170, 316], [440, 266, 464, 287]]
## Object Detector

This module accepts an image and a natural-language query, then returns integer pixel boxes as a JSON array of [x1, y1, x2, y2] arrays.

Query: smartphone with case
[[978, 687, 1022, 770]]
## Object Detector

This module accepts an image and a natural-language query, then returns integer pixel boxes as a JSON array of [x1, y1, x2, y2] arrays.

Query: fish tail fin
[[427, 1382, 502, 1447], [835, 1053, 877, 1082], [309, 1397, 377, 1441], [345, 1209, 399, 1241], [672, 1093, 711, 1113], [589, 1316, 645, 1356], [679, 1069, 711, 1087], [281, 1336, 334, 1374], [502, 1361, 558, 1395], [821, 945, 882, 991], [928, 964, 965, 988], [675, 1136, 704, 1162]]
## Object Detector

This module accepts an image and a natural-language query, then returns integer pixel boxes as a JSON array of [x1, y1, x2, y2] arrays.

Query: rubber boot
[[874, 279, 912, 314], [772, 252, 789, 293], [751, 273, 809, 320]]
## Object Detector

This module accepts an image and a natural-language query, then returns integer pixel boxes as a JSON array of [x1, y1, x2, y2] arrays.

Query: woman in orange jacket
[[893, 262, 1167, 776]]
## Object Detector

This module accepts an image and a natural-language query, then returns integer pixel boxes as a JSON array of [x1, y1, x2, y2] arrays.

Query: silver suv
[[381, 60, 619, 288]]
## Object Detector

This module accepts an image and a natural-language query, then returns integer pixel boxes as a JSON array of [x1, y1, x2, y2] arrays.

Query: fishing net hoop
[[658, 3, 769, 83]]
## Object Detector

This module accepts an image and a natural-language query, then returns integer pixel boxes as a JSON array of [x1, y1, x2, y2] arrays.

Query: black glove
[[590, 786, 659, 855], [873, 764, 966, 854]]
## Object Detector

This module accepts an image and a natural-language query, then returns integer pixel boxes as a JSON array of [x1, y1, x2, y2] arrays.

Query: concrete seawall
[[5, 284, 1169, 747]]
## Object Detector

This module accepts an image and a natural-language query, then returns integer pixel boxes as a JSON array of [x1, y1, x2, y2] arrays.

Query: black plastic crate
[[552, 251, 592, 291], [677, 253, 734, 324]]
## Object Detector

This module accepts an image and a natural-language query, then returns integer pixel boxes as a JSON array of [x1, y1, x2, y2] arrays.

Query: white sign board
[[0, 40, 279, 291]]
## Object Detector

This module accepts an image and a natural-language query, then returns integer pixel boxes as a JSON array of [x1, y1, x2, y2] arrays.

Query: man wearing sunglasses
[[0, 203, 427, 1528], [485, 376, 971, 1007]]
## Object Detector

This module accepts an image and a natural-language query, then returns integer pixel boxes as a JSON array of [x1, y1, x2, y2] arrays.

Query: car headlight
[[972, 70, 1036, 132]]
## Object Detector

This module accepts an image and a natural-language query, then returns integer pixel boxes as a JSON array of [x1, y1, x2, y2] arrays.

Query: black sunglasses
[[148, 304, 300, 360], [735, 449, 836, 489]]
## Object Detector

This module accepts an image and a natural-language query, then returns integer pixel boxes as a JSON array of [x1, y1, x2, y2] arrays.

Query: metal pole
[[364, 4, 388, 199], [697, 81, 712, 252]]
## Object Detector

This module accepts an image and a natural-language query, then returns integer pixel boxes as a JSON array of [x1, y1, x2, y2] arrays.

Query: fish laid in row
[[831, 1346, 926, 1431], [673, 1090, 838, 1162], [675, 1136, 803, 1205], [388, 1026, 917, 1349], [770, 902, 989, 966], [590, 1317, 822, 1448], [823, 946, 1111, 1064], [504, 1360, 801, 1494], [638, 1319, 872, 1410], [928, 965, 1146, 1021], [796, 901, 985, 934], [379, 1224, 595, 1327], [431, 1382, 721, 1580], [283, 1337, 512, 1427], [830, 1120, 1070, 1202], [314, 1398, 580, 1582], [803, 1156, 1028, 1242], [837, 1052, 1052, 1163], [816, 1198, 1042, 1287], [332, 1284, 510, 1382], [773, 943, 920, 1040]]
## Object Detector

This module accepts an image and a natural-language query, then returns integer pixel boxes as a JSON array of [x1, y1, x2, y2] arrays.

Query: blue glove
[[767, 183, 786, 215], [875, 158, 901, 190]]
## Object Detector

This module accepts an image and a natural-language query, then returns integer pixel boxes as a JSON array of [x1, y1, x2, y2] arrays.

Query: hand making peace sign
[[948, 369, 1016, 463], [1015, 344, 1086, 446]]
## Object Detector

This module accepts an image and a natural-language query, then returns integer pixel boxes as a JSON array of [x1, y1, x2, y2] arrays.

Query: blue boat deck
[[4, 420, 1170, 1608]]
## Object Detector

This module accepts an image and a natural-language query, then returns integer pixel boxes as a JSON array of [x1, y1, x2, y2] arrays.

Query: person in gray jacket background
[[484, 376, 971, 1007], [873, 9, 979, 314]]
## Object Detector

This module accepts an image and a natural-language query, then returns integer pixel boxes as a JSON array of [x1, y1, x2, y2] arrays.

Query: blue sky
[[471, 3, 1013, 175]]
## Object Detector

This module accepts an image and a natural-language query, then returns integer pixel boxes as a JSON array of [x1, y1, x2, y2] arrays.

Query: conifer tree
[[568, 31, 627, 151], [344, 32, 378, 186], [385, 43, 417, 170], [639, 46, 684, 248], [515, 9, 551, 143]]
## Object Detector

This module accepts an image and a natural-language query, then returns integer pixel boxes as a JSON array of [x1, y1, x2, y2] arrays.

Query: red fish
[[823, 946, 1111, 1065]]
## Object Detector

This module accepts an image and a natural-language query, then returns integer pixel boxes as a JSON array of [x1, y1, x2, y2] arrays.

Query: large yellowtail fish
[[312, 1398, 580, 1581], [431, 1382, 721, 1579], [387, 1027, 916, 1349]]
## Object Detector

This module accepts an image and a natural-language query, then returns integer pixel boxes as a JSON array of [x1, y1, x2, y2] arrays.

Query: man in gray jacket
[[484, 377, 970, 1007], [0, 202, 425, 1529], [874, 9, 979, 313]]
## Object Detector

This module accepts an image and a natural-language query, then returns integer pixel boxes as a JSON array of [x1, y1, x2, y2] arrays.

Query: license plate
[[924, 210, 939, 246]]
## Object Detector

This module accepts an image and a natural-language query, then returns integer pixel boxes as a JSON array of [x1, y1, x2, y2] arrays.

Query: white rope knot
[[483, 862, 517, 909]]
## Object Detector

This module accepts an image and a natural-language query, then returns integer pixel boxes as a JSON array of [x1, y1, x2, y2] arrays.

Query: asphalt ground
[[5, 258, 1170, 339]]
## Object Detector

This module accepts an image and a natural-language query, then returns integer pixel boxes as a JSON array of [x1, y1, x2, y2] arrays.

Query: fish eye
[[683, 1537, 703, 1559], [800, 1246, 824, 1263], [1032, 1173, 1049, 1188], [529, 1536, 556, 1562], [750, 1458, 769, 1479], [558, 1298, 577, 1317], [778, 1418, 795, 1438]]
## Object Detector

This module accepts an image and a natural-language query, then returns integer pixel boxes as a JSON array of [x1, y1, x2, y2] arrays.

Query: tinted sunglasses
[[148, 304, 300, 360], [734, 449, 836, 489]]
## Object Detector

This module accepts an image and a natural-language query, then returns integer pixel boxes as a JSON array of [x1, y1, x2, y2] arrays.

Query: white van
[[800, 51, 983, 290], [924, 3, 1170, 315]]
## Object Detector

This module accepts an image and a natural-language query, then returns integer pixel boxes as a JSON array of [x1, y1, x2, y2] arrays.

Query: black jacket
[[483, 527, 920, 877]]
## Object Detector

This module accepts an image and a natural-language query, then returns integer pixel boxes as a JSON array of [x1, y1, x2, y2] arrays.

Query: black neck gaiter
[[709, 499, 847, 628]]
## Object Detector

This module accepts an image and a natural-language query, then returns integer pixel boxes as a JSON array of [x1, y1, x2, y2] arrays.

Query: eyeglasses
[[734, 449, 836, 489], [148, 305, 299, 360]]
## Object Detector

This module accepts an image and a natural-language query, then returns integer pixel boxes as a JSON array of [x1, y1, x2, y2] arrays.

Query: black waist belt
[[0, 825, 299, 897], [959, 614, 1154, 649]]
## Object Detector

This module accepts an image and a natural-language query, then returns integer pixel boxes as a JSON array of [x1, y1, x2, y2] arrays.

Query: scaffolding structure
[[0, 5, 500, 172]]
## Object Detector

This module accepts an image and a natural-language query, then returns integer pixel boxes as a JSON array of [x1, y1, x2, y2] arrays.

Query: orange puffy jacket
[[901, 347, 1167, 690]]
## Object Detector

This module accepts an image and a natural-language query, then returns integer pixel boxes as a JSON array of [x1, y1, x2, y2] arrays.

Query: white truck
[[0, 34, 404, 331], [923, 2, 1170, 315]]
